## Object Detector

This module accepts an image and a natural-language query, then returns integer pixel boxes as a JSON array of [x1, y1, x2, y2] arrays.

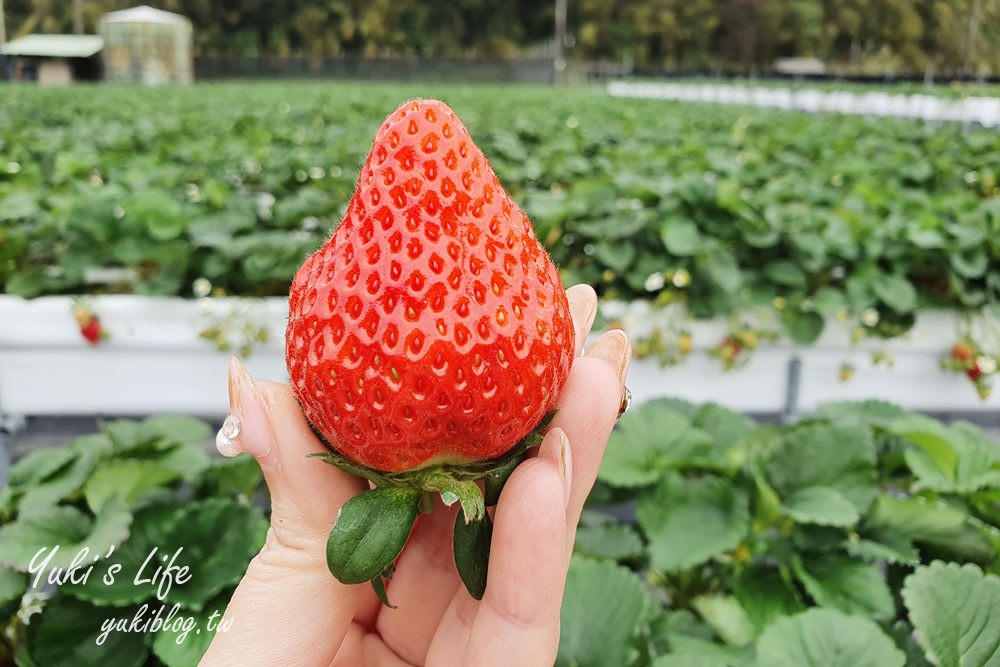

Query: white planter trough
[[602, 301, 1000, 415], [0, 296, 996, 420], [0, 295, 289, 419], [608, 82, 1000, 127]]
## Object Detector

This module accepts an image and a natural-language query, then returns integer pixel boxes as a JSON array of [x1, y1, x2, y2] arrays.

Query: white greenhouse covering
[[98, 5, 193, 85]]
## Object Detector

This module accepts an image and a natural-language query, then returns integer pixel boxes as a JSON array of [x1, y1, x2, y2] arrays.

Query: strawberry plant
[[2, 83, 997, 351], [940, 316, 1000, 399], [630, 326, 694, 367], [0, 416, 268, 666], [2, 404, 998, 665], [194, 294, 272, 358], [559, 398, 1000, 667], [2, 83, 997, 402], [707, 326, 778, 371]]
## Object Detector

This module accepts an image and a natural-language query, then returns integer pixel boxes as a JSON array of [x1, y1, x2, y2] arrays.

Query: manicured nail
[[556, 428, 573, 505], [588, 329, 631, 383], [567, 286, 598, 331], [215, 413, 242, 457], [219, 357, 280, 470]]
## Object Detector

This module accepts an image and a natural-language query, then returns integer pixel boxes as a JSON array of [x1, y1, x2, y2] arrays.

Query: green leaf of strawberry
[[326, 487, 422, 585], [370, 565, 397, 609], [484, 452, 526, 506], [453, 511, 493, 601]]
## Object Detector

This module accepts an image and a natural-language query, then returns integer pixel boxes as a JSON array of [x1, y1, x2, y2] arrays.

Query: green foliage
[[557, 556, 652, 667], [9, 0, 1000, 74], [754, 608, 906, 667], [560, 399, 1000, 666], [902, 561, 1000, 666], [637, 473, 750, 573], [0, 416, 267, 666], [2, 83, 998, 353]]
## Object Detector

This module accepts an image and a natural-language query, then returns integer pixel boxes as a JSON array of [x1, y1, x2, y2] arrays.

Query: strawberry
[[80, 319, 102, 346], [725, 336, 743, 355], [72, 303, 105, 346], [284, 99, 575, 602], [967, 364, 983, 381], [952, 342, 974, 361]]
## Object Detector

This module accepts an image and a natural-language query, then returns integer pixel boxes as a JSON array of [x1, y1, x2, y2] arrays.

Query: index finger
[[553, 329, 631, 535]]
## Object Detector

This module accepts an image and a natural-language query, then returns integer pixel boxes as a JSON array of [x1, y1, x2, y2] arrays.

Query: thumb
[[216, 357, 366, 540]]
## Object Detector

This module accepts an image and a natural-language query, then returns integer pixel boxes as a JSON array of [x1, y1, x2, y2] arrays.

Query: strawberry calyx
[[310, 411, 556, 603]]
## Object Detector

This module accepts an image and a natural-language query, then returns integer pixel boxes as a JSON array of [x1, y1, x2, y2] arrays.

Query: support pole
[[554, 0, 567, 84], [782, 356, 802, 424], [964, 0, 982, 76], [73, 0, 83, 34], [0, 0, 7, 80]]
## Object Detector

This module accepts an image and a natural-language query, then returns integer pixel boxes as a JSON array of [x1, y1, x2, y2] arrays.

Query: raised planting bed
[[1, 295, 996, 421], [604, 300, 999, 414], [0, 295, 288, 418], [608, 81, 1000, 126], [1, 85, 997, 418]]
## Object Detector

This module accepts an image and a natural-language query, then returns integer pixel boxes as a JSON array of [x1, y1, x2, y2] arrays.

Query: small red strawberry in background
[[711, 332, 747, 370], [941, 338, 996, 400], [952, 342, 974, 361], [710, 326, 776, 370], [72, 302, 108, 346], [718, 336, 742, 369], [285, 99, 575, 603]]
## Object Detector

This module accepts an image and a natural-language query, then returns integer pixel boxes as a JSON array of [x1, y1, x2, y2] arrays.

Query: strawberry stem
[[419, 491, 435, 514], [423, 476, 485, 523]]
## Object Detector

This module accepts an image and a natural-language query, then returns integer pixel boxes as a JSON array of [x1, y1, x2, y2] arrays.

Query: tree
[[1, 0, 996, 76]]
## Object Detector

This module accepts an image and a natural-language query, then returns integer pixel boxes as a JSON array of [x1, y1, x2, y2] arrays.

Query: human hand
[[200, 284, 631, 666]]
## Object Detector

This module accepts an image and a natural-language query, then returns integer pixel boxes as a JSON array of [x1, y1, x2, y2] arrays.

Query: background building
[[98, 5, 192, 85], [0, 33, 102, 83]]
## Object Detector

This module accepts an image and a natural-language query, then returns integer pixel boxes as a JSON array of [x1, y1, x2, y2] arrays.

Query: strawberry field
[[2, 82, 998, 333], [2, 81, 1000, 665], [3, 81, 998, 398]]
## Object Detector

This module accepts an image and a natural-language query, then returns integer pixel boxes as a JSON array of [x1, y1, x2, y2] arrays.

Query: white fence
[[608, 81, 1000, 127]]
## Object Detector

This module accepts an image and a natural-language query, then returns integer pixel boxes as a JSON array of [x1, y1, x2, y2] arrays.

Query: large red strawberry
[[285, 99, 575, 602]]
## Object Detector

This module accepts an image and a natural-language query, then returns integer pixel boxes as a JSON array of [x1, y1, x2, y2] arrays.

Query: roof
[[100, 5, 189, 25], [0, 34, 104, 58], [773, 57, 827, 75]]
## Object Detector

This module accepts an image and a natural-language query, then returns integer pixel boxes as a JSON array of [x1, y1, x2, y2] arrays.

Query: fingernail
[[588, 329, 631, 383], [215, 413, 242, 457], [556, 428, 573, 506], [219, 357, 280, 470], [567, 286, 597, 330]]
